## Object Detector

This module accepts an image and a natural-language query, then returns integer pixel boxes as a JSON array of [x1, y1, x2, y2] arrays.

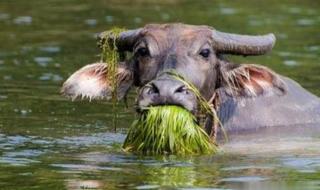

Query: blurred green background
[[0, 0, 319, 189]]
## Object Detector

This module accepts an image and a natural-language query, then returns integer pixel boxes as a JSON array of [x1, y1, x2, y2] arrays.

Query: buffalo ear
[[61, 63, 133, 101], [219, 63, 286, 97]]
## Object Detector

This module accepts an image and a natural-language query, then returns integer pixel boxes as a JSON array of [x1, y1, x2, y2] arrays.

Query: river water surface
[[0, 0, 320, 189]]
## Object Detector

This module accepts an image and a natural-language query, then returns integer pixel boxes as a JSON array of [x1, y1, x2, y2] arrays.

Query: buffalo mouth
[[123, 105, 217, 155], [125, 75, 219, 154], [135, 71, 218, 127]]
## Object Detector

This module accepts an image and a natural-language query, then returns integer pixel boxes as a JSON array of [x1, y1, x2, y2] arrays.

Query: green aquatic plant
[[123, 106, 218, 155], [98, 27, 126, 94], [98, 27, 126, 131]]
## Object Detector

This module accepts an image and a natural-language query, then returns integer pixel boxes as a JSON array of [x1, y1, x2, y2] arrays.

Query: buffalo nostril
[[145, 83, 159, 95], [174, 85, 189, 95]]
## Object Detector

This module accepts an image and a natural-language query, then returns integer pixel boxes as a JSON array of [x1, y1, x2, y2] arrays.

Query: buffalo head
[[61, 23, 286, 136]]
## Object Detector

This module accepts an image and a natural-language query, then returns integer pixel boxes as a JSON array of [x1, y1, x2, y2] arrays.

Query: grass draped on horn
[[98, 27, 126, 131], [123, 106, 218, 155], [98, 27, 126, 93]]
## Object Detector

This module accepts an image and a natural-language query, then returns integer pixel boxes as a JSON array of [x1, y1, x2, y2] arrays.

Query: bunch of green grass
[[123, 106, 218, 155]]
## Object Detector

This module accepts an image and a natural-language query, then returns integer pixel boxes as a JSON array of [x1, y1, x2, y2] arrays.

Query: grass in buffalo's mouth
[[123, 106, 218, 155]]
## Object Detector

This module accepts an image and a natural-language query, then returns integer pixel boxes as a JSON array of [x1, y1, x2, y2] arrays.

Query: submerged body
[[217, 77, 320, 140]]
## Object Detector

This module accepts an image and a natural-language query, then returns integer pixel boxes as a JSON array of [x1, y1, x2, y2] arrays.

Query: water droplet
[[248, 20, 262, 26], [21, 46, 32, 53], [161, 13, 170, 21], [135, 185, 160, 189], [221, 176, 268, 182], [13, 16, 32, 25], [0, 13, 9, 20], [288, 7, 301, 14], [277, 33, 288, 39], [284, 60, 298, 66], [20, 110, 28, 115], [39, 46, 60, 53], [0, 95, 7, 100], [278, 51, 292, 57], [134, 17, 142, 24], [20, 172, 33, 176], [39, 73, 63, 81], [3, 75, 12, 80], [66, 179, 102, 190], [13, 59, 20, 65], [34, 57, 53, 67], [220, 7, 237, 15], [105, 15, 113, 23], [85, 19, 97, 26], [305, 45, 319, 52], [297, 19, 314, 26]]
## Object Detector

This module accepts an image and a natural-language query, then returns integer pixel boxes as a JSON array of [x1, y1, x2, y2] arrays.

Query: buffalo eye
[[199, 49, 211, 58], [136, 47, 149, 57]]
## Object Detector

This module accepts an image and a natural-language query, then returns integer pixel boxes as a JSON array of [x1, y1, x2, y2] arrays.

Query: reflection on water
[[0, 0, 320, 189], [1, 132, 319, 189]]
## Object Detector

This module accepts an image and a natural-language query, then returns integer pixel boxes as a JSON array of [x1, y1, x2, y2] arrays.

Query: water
[[0, 0, 319, 189]]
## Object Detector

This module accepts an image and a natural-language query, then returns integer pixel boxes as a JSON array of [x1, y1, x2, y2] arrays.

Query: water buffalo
[[61, 23, 320, 141]]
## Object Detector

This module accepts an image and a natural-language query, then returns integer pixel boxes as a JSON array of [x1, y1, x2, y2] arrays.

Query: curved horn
[[98, 29, 142, 52], [212, 30, 276, 55]]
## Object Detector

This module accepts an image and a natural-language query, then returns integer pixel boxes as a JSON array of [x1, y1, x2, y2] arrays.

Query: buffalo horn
[[212, 30, 276, 55]]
